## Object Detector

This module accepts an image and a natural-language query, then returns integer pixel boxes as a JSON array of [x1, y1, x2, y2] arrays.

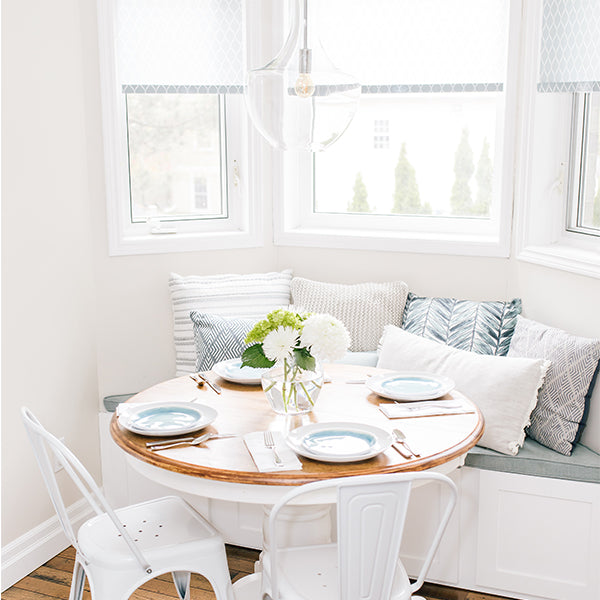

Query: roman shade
[[319, 0, 509, 94], [115, 0, 244, 94], [538, 0, 600, 93]]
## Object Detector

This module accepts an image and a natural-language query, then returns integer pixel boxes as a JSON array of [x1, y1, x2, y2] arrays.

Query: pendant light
[[245, 0, 361, 152]]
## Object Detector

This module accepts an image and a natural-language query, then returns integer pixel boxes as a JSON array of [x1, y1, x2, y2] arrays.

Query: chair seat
[[261, 544, 412, 600], [78, 496, 223, 570]]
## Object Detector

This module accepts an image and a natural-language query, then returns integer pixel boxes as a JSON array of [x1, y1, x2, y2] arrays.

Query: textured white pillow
[[291, 278, 409, 352], [169, 270, 292, 375], [377, 326, 550, 455]]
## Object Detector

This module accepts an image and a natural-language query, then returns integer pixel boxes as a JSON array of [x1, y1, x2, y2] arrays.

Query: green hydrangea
[[245, 309, 309, 344]]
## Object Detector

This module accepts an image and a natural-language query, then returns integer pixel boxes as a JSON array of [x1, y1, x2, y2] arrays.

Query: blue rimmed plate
[[286, 422, 393, 462], [367, 372, 455, 401], [212, 358, 269, 385], [118, 402, 217, 436]]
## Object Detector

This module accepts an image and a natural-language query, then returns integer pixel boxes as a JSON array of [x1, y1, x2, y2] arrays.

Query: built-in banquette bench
[[99, 271, 600, 600]]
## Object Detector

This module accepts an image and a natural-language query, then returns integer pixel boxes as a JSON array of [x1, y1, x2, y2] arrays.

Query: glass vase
[[261, 358, 324, 414]]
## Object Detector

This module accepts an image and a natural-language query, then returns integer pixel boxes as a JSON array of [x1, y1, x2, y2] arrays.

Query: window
[[373, 119, 390, 150], [127, 95, 226, 222], [567, 93, 600, 237], [194, 177, 209, 211], [98, 0, 260, 255], [277, 0, 517, 256], [517, 0, 600, 278]]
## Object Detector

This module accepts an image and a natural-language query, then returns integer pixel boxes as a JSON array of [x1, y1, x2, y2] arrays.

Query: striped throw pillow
[[169, 270, 292, 375]]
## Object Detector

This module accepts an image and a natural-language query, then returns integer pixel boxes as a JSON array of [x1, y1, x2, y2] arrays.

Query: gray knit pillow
[[290, 278, 409, 352], [507, 316, 600, 455]]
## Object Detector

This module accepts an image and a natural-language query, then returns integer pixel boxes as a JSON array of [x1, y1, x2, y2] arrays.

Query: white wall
[[2, 0, 600, 583], [1, 0, 101, 546]]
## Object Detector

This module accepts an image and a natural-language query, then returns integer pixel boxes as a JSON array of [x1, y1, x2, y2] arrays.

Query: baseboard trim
[[1, 498, 93, 591]]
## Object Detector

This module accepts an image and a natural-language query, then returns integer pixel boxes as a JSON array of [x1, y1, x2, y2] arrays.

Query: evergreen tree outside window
[[450, 129, 475, 216], [392, 143, 431, 215], [348, 173, 371, 213]]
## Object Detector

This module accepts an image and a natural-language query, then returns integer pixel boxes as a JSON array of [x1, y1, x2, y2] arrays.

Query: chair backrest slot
[[338, 481, 411, 600]]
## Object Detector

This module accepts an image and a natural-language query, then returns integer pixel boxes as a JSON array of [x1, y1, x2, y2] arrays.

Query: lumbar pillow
[[507, 316, 600, 455], [377, 326, 550, 455], [290, 277, 409, 352], [401, 293, 522, 356], [191, 312, 256, 372], [169, 270, 292, 375]]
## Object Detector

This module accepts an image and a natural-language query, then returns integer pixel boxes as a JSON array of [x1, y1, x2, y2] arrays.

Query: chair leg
[[172, 571, 191, 600], [68, 560, 86, 600]]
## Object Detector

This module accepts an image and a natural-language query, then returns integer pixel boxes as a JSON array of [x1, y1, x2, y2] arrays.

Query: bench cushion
[[465, 437, 600, 483]]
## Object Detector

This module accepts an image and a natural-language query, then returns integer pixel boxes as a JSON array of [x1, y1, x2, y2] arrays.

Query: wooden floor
[[1, 545, 512, 600]]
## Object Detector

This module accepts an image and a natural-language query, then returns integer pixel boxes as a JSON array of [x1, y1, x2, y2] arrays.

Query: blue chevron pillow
[[507, 316, 600, 455], [401, 293, 522, 356], [191, 312, 257, 372]]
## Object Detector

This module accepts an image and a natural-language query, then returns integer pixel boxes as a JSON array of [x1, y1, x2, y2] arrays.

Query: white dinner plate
[[212, 358, 269, 385], [367, 372, 455, 401], [286, 422, 393, 463], [118, 402, 217, 436]]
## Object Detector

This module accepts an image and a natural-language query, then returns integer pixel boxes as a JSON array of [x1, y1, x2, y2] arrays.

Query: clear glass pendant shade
[[245, 0, 361, 152]]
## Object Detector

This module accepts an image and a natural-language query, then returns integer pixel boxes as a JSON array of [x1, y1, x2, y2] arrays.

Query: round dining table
[[110, 363, 484, 506]]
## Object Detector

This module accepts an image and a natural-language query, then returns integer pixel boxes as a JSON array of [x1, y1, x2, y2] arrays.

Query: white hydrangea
[[262, 326, 299, 362], [300, 314, 351, 362]]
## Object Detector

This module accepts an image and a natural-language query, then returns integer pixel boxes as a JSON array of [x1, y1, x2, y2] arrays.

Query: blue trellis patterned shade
[[319, 0, 509, 94], [538, 0, 600, 93], [116, 0, 244, 94]]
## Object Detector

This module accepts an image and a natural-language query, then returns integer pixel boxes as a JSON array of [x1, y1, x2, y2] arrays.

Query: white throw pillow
[[377, 326, 550, 455], [169, 270, 292, 375], [291, 278, 409, 352]]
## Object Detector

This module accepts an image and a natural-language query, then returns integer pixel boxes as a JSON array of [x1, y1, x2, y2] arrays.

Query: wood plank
[[2, 545, 517, 600]]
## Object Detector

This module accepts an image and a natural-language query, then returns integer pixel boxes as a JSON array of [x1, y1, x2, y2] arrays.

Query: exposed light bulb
[[245, 0, 361, 151], [294, 72, 315, 98]]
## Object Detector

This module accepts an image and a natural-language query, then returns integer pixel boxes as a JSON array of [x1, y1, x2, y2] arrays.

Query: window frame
[[97, 0, 262, 256], [566, 92, 600, 239], [273, 0, 523, 258], [515, 0, 600, 279]]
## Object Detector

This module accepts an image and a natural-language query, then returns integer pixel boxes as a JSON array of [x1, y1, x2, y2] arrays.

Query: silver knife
[[196, 372, 222, 394]]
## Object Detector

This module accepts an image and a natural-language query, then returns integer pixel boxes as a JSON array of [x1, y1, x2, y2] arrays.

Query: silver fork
[[263, 431, 282, 465], [148, 432, 235, 451], [393, 428, 421, 458]]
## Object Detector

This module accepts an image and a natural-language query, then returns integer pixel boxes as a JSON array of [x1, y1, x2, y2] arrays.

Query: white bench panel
[[475, 469, 600, 600]]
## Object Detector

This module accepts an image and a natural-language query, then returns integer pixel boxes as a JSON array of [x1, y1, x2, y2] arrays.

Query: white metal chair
[[21, 407, 234, 600], [233, 471, 457, 600]]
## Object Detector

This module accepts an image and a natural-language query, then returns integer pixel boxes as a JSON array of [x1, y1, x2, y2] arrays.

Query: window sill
[[517, 243, 600, 279], [274, 226, 510, 257], [108, 228, 262, 256]]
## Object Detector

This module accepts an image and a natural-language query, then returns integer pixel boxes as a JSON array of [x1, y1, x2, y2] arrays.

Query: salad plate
[[212, 358, 269, 385], [286, 422, 393, 463], [118, 402, 217, 436], [367, 372, 454, 401]]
